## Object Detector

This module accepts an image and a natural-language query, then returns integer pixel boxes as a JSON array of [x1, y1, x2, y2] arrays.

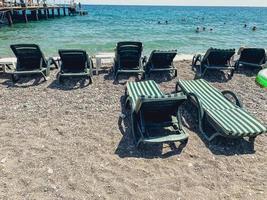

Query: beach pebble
[[47, 167, 53, 174], [51, 184, 57, 190], [188, 163, 193, 167], [1, 157, 7, 163]]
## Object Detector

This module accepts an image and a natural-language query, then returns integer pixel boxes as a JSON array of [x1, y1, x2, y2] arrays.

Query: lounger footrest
[[143, 132, 188, 143], [118, 69, 144, 73], [6, 69, 46, 74], [59, 72, 90, 77]]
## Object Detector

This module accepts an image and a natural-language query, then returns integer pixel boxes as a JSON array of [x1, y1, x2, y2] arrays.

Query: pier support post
[[22, 9, 28, 23], [32, 10, 39, 21], [38, 9, 42, 19], [44, 9, 48, 19], [57, 8, 60, 17], [63, 7, 66, 16], [6, 11, 13, 26], [52, 9, 55, 18]]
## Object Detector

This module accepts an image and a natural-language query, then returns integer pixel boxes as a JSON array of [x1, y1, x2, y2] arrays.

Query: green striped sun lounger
[[125, 80, 189, 147], [176, 79, 266, 145]]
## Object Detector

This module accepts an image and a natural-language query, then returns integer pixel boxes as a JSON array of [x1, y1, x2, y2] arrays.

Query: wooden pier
[[0, 5, 72, 26]]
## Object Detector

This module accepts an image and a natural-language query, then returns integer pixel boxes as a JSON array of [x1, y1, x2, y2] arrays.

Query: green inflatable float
[[256, 68, 267, 88]]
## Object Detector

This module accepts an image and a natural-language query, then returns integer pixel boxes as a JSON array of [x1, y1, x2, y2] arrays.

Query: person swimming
[[252, 26, 257, 31], [244, 24, 247, 28], [203, 27, 206, 31], [210, 28, 213, 31], [165, 20, 168, 24], [158, 21, 161, 24], [195, 27, 200, 33]]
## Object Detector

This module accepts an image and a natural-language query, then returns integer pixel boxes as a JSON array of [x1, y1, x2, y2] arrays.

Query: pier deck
[[0, 5, 71, 26]]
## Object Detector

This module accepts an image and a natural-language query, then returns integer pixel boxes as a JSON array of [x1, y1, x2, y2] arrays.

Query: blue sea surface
[[0, 5, 267, 57]]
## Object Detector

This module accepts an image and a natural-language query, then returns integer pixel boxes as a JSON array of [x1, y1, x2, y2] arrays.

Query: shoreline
[[0, 53, 195, 64]]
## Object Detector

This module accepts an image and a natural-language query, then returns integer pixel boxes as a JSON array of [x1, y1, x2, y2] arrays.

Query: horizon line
[[79, 3, 267, 8]]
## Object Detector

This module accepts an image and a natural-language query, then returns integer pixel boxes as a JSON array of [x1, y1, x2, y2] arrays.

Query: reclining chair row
[[192, 47, 266, 78], [7, 43, 178, 83], [6, 43, 267, 83], [7, 44, 93, 83], [113, 41, 178, 80]]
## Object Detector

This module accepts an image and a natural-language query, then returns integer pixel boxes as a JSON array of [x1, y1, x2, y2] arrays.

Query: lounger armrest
[[88, 56, 94, 73], [142, 56, 147, 66], [192, 54, 202, 68], [187, 92, 204, 119], [221, 90, 243, 108], [47, 57, 59, 69]]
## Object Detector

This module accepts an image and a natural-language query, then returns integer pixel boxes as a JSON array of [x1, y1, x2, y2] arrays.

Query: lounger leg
[[125, 97, 131, 110], [180, 138, 188, 145], [88, 75, 93, 84], [174, 69, 178, 77], [230, 69, 235, 78], [45, 67, 50, 77], [249, 136, 256, 151], [202, 67, 208, 78], [192, 55, 196, 69], [192, 55, 201, 71], [136, 139, 143, 149], [114, 72, 119, 81], [11, 74, 19, 83], [131, 113, 139, 145], [175, 83, 182, 92], [141, 72, 145, 80], [249, 136, 256, 143], [58, 74, 63, 84], [41, 72, 48, 81]]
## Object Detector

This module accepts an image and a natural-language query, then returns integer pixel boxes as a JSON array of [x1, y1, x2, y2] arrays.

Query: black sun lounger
[[9, 44, 58, 82], [113, 41, 145, 80], [144, 50, 177, 78], [57, 49, 93, 83], [192, 48, 235, 78]]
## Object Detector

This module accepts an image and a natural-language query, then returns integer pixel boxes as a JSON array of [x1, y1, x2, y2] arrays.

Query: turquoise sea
[[1, 5, 267, 57]]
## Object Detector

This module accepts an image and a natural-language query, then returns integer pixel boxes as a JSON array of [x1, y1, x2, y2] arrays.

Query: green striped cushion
[[127, 80, 163, 109], [179, 79, 235, 110], [179, 79, 267, 135], [207, 108, 267, 136]]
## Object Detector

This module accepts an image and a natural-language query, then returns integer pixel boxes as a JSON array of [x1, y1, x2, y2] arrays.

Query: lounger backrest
[[58, 50, 88, 73], [127, 80, 164, 109], [10, 44, 47, 70], [136, 94, 187, 123], [147, 50, 177, 68], [239, 48, 266, 64], [117, 41, 143, 50], [202, 48, 235, 66], [116, 42, 143, 69]]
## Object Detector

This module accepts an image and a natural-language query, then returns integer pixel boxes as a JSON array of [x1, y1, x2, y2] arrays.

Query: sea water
[[0, 5, 267, 57]]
